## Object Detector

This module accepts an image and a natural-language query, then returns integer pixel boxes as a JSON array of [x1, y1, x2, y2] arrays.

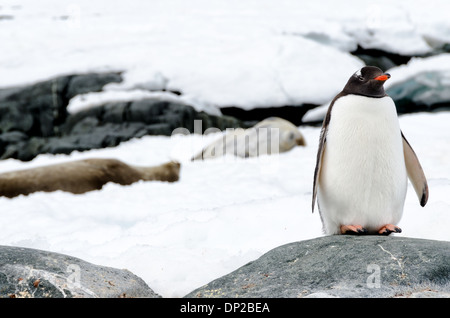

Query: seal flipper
[[402, 131, 429, 207]]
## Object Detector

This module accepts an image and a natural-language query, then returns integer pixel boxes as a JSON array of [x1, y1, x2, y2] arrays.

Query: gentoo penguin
[[312, 66, 428, 235]]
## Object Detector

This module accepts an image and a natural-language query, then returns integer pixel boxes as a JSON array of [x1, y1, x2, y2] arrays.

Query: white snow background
[[0, 0, 449, 297]]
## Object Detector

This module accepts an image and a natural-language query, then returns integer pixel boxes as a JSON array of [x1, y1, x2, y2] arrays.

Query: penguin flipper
[[401, 131, 429, 207], [312, 93, 345, 213], [312, 124, 328, 213]]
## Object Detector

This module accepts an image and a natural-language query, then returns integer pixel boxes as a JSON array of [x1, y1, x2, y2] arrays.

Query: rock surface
[[2, 67, 450, 161], [0, 72, 122, 137], [0, 245, 160, 298], [185, 235, 450, 298], [0, 74, 247, 161]]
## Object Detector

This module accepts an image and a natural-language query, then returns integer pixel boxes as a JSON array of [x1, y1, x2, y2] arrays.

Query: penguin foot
[[340, 225, 368, 235], [378, 224, 402, 235]]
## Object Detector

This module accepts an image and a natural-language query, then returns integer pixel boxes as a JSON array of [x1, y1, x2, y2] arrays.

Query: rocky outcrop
[[1, 65, 449, 161], [0, 245, 159, 298], [387, 75, 450, 114], [185, 236, 450, 298], [0, 72, 123, 161], [0, 73, 247, 161], [1, 99, 245, 161], [0, 72, 122, 138], [2, 236, 449, 298]]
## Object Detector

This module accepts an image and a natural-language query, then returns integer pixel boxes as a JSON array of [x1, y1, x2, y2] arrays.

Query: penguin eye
[[354, 69, 363, 80], [357, 75, 364, 81]]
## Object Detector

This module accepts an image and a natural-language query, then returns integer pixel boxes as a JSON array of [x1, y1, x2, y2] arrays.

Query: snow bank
[[386, 54, 450, 106], [2, 0, 450, 114], [0, 112, 448, 297]]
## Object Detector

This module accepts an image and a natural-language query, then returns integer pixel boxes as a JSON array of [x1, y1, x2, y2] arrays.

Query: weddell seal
[[192, 117, 305, 160], [0, 158, 180, 198], [312, 66, 428, 235]]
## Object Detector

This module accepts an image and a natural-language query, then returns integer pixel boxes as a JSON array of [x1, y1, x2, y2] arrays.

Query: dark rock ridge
[[0, 73, 247, 161], [387, 79, 450, 114], [0, 72, 122, 138], [1, 98, 245, 162], [185, 235, 450, 298], [351, 45, 414, 71], [221, 104, 317, 127], [2, 58, 450, 161], [0, 245, 160, 298], [351, 44, 450, 71]]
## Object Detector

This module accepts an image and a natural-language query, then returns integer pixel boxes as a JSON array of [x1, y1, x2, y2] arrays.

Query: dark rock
[[1, 72, 308, 161], [127, 99, 168, 124], [220, 104, 316, 127], [1, 94, 247, 161], [355, 54, 397, 71], [40, 137, 84, 156], [62, 98, 245, 137], [69, 116, 101, 136], [0, 76, 71, 137], [66, 73, 122, 100], [0, 72, 122, 138], [0, 245, 160, 298], [145, 123, 172, 135], [350, 45, 414, 68], [0, 131, 27, 148], [0, 72, 124, 160], [387, 74, 450, 114], [61, 107, 104, 135], [56, 98, 246, 152], [1, 138, 48, 162], [185, 236, 450, 298], [103, 101, 129, 123]]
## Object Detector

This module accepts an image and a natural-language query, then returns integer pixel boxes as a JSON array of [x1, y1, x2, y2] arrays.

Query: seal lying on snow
[[192, 117, 305, 160], [0, 159, 180, 198]]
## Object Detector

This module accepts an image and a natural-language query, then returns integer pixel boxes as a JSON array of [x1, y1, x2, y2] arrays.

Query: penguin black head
[[342, 66, 390, 98]]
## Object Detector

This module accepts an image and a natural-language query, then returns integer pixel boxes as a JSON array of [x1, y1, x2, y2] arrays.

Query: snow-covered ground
[[2, 0, 450, 114], [1, 112, 449, 297], [1, 0, 450, 298]]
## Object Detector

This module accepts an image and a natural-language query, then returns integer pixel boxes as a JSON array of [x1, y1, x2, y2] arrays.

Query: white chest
[[325, 95, 403, 166], [318, 94, 408, 233]]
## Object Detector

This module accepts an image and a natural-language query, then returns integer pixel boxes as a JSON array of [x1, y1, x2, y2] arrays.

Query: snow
[[303, 53, 450, 123], [2, 0, 450, 114], [1, 112, 449, 297], [386, 54, 450, 106], [387, 54, 450, 86], [1, 0, 450, 298]]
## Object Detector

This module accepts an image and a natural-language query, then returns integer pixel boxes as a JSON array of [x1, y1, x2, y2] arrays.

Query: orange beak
[[374, 73, 391, 81]]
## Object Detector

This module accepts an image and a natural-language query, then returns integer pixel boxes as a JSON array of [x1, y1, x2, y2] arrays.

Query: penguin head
[[343, 66, 390, 98]]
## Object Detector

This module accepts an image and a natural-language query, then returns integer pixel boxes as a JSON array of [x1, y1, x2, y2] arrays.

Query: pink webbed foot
[[340, 224, 368, 235], [378, 224, 402, 235]]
